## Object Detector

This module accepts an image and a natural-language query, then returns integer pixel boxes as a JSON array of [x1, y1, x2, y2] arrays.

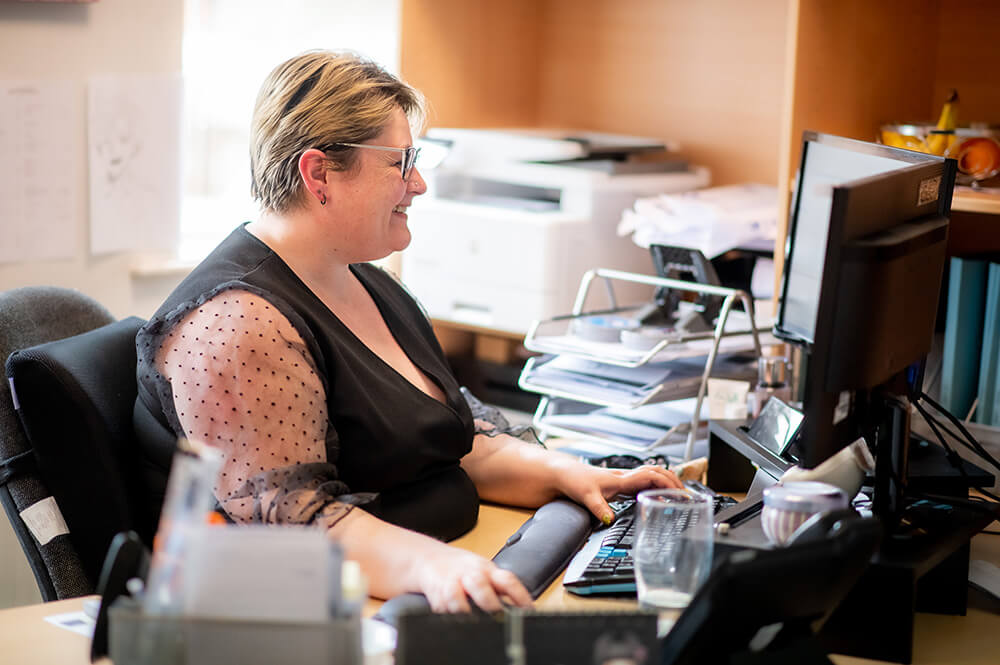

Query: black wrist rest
[[374, 500, 594, 626], [491, 499, 593, 598]]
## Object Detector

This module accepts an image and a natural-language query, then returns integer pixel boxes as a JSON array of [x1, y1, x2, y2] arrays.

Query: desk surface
[[2, 504, 998, 665]]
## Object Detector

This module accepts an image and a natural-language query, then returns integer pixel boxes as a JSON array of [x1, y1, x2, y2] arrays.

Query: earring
[[319, 192, 327, 206]]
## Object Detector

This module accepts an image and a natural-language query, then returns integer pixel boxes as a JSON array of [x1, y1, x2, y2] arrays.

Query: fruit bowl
[[880, 124, 1000, 185], [880, 123, 947, 154]]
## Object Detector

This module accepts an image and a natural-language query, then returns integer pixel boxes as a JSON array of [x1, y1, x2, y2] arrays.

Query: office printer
[[400, 128, 711, 334]]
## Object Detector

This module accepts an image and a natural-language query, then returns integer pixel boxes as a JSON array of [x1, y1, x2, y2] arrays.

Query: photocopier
[[400, 128, 711, 334]]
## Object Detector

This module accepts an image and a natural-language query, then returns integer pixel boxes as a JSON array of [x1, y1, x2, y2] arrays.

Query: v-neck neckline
[[240, 226, 457, 414], [344, 263, 453, 405]]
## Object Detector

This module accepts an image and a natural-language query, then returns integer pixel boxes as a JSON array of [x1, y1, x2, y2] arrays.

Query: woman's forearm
[[460, 432, 684, 523], [331, 508, 435, 599], [459, 433, 579, 507]]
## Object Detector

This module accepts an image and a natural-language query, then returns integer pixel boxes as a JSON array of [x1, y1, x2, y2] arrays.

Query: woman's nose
[[408, 167, 428, 195]]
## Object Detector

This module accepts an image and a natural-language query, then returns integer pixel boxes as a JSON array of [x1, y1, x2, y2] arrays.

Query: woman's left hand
[[556, 462, 684, 524]]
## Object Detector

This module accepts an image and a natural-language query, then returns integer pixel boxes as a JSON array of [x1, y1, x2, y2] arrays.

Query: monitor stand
[[707, 419, 998, 664]]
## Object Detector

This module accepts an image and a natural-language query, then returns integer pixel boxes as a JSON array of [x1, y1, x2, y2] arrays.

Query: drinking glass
[[634, 489, 713, 609]]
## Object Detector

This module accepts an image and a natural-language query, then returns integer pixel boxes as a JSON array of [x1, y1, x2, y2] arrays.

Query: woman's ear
[[298, 148, 330, 206]]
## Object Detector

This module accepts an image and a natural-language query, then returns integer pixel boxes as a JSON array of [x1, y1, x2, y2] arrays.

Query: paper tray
[[109, 598, 362, 665]]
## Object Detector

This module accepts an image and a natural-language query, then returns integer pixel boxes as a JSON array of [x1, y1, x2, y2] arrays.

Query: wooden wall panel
[[400, 0, 1000, 303], [535, 0, 789, 187], [781, 0, 941, 184], [773, 0, 941, 296], [932, 0, 1000, 125], [399, 0, 542, 128]]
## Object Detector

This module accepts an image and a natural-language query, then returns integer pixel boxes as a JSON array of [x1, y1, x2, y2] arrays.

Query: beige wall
[[0, 0, 185, 609]]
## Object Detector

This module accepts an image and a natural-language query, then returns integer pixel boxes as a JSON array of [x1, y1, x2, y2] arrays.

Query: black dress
[[134, 224, 479, 541]]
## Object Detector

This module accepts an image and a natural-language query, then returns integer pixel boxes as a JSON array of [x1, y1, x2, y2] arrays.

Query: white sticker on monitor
[[918, 175, 941, 206], [20, 496, 70, 546], [833, 390, 852, 425]]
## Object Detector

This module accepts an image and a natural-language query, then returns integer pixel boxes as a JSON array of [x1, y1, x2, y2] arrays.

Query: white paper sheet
[[44, 611, 95, 638], [0, 81, 79, 264], [88, 74, 181, 255], [706, 378, 751, 419]]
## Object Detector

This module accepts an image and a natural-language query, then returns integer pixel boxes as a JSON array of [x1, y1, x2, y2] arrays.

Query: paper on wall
[[0, 81, 79, 264], [88, 74, 181, 255]]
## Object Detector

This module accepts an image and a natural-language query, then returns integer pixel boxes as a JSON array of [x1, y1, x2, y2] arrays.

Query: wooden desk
[[0, 595, 98, 665], [2, 505, 997, 665], [362, 502, 641, 619]]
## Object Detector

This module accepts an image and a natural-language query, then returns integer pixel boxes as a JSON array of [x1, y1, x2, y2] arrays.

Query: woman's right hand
[[332, 504, 533, 613], [412, 540, 533, 613]]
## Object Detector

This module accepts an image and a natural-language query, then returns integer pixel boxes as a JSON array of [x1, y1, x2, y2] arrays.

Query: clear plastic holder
[[109, 597, 362, 665], [520, 268, 765, 460], [142, 438, 224, 616]]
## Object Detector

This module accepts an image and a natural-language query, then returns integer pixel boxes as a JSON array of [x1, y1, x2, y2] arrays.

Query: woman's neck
[[246, 212, 356, 302]]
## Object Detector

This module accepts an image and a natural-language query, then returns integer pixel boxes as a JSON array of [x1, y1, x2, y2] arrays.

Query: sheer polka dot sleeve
[[154, 288, 368, 530]]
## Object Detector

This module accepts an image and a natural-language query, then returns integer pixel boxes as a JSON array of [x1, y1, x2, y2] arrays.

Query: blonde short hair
[[249, 50, 426, 213]]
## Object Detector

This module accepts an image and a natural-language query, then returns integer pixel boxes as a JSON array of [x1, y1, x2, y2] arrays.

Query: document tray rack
[[519, 268, 766, 460]]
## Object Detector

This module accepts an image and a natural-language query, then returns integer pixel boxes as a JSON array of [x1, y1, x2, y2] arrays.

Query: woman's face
[[327, 107, 426, 263]]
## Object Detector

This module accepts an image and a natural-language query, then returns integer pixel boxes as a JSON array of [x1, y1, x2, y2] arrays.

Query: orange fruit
[[951, 137, 1000, 179]]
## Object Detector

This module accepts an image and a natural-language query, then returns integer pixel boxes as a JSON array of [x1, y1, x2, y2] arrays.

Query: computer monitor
[[775, 132, 957, 520]]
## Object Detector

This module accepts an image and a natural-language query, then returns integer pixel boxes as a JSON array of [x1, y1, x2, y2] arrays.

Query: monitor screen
[[779, 141, 922, 343], [776, 132, 956, 471]]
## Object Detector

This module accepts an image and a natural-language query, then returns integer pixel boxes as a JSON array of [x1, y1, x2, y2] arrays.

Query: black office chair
[[0, 286, 151, 601]]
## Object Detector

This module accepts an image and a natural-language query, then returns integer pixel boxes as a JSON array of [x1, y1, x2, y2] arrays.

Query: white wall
[[0, 0, 186, 319], [0, 0, 186, 608]]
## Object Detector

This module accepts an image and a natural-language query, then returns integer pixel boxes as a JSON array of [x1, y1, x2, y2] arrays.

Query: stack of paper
[[617, 183, 778, 259], [520, 352, 756, 409], [539, 398, 708, 447]]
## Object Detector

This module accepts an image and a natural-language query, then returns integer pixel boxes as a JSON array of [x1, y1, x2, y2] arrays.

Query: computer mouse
[[372, 592, 432, 628], [373, 592, 493, 628], [785, 508, 860, 545]]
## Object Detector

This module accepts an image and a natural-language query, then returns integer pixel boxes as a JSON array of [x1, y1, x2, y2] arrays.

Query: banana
[[888, 132, 929, 152], [926, 89, 959, 156]]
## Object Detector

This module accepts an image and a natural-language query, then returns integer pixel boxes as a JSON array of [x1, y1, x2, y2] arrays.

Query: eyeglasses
[[330, 142, 421, 181]]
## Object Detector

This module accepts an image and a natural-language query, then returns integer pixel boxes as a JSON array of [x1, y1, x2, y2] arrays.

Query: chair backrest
[[0, 286, 146, 600], [8, 315, 151, 590]]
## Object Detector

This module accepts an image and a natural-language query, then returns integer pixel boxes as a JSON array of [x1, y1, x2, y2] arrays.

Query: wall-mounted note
[[88, 74, 181, 255], [0, 81, 79, 264]]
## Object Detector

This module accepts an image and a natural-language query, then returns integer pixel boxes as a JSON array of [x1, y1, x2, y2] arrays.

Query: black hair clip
[[280, 69, 322, 118]]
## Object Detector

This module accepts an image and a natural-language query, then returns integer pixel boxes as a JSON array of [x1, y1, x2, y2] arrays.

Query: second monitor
[[774, 131, 956, 521]]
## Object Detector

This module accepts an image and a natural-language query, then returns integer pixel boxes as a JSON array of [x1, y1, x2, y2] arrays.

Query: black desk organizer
[[707, 419, 998, 664], [394, 610, 659, 665], [108, 597, 362, 665]]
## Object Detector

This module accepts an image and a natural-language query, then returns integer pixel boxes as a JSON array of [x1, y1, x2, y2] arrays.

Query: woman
[[134, 50, 682, 613]]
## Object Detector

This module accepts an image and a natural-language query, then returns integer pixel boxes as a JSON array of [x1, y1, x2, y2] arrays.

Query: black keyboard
[[563, 488, 737, 596]]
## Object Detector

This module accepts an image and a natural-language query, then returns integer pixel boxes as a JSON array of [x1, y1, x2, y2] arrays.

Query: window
[[179, 0, 402, 263]]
